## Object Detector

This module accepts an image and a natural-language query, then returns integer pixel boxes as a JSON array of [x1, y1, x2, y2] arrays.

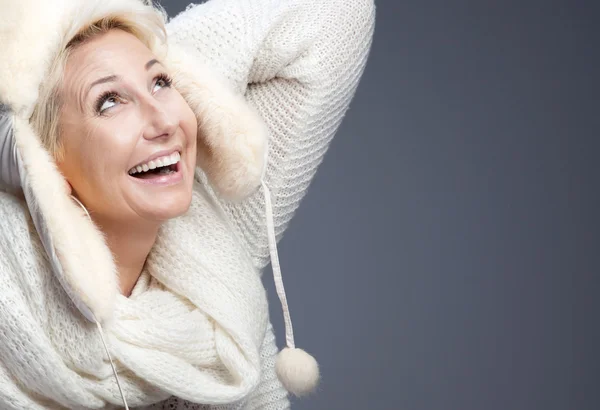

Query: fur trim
[[0, 0, 68, 113], [167, 43, 269, 201], [13, 117, 118, 323]]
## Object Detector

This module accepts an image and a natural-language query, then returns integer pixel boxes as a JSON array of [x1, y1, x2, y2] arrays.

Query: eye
[[152, 73, 173, 93], [95, 91, 120, 114]]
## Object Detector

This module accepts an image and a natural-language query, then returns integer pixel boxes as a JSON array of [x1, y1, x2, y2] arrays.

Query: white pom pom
[[275, 347, 320, 397]]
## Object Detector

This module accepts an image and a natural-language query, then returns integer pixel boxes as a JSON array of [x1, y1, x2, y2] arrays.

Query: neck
[[94, 218, 159, 297]]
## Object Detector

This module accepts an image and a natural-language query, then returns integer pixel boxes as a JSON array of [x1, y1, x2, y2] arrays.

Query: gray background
[[161, 1, 598, 409]]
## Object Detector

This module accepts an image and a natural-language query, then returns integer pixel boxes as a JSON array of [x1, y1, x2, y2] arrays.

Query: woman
[[0, 0, 375, 408]]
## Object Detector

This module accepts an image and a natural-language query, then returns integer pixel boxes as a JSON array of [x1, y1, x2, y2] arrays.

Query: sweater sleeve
[[167, 0, 376, 269]]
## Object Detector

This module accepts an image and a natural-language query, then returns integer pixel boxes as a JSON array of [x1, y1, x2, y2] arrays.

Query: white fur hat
[[0, 0, 268, 324]]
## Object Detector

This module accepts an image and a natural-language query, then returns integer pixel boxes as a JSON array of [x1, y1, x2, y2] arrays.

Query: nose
[[141, 97, 177, 141]]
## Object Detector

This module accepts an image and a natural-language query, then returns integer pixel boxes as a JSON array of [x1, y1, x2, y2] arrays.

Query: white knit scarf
[[0, 180, 268, 409]]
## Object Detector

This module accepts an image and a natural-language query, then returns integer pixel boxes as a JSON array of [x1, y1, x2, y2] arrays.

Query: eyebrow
[[145, 58, 160, 70], [80, 75, 119, 111], [83, 74, 119, 106], [87, 75, 119, 93]]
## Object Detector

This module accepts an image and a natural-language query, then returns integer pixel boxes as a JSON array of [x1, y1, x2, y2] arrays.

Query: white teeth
[[129, 151, 181, 175]]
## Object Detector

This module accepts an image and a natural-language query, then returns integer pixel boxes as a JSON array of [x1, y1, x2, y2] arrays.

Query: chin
[[125, 183, 193, 222], [126, 161, 195, 221], [148, 192, 193, 221]]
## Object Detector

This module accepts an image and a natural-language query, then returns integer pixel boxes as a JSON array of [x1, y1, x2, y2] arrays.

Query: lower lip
[[129, 162, 184, 186]]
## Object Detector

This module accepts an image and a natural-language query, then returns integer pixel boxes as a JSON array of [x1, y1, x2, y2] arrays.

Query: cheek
[[185, 113, 198, 153], [178, 100, 198, 161], [60, 120, 137, 189], [57, 125, 90, 188]]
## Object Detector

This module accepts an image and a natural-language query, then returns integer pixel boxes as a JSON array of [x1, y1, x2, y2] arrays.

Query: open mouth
[[128, 151, 181, 180], [130, 163, 178, 179]]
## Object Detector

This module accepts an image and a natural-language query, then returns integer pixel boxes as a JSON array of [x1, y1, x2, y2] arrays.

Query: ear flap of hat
[[0, 106, 119, 324], [166, 43, 269, 202]]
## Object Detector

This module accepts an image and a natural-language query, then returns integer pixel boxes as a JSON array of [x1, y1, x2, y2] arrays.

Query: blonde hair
[[31, 2, 167, 160]]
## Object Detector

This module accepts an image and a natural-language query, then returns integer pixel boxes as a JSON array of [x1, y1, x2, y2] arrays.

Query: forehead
[[62, 30, 154, 93]]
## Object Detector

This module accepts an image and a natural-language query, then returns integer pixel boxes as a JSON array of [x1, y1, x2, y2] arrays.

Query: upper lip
[[131, 146, 182, 169]]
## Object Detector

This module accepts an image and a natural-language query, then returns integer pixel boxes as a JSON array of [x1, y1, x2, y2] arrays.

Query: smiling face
[[58, 29, 197, 225]]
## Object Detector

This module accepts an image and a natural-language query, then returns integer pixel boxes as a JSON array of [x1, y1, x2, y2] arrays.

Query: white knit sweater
[[0, 0, 375, 408]]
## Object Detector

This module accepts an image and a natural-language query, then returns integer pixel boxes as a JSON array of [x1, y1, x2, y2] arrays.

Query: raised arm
[[168, 0, 376, 270]]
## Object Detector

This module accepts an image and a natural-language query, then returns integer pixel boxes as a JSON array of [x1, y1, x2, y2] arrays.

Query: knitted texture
[[147, 0, 376, 407], [0, 0, 374, 408], [148, 323, 289, 410], [167, 0, 376, 270], [0, 184, 270, 409]]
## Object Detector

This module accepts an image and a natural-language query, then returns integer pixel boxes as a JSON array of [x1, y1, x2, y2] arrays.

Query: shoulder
[[0, 190, 29, 227], [0, 190, 35, 258], [0, 190, 61, 314]]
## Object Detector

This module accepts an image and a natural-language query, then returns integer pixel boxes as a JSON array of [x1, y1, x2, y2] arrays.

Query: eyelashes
[[94, 72, 174, 115], [94, 91, 119, 114], [154, 73, 173, 89]]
